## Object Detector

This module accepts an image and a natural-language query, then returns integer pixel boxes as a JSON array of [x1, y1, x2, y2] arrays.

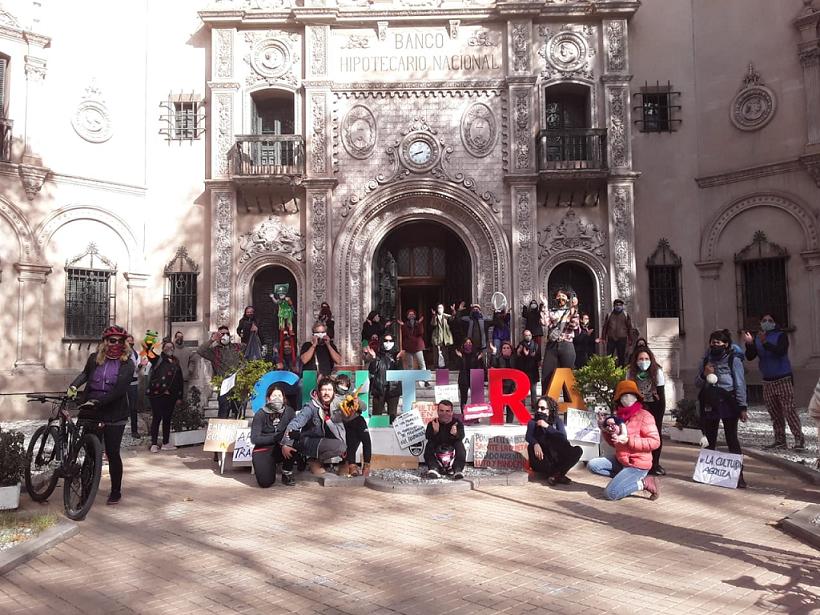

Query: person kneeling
[[526, 396, 583, 486], [587, 380, 661, 501], [281, 376, 346, 477], [424, 400, 466, 480], [250, 385, 297, 487]]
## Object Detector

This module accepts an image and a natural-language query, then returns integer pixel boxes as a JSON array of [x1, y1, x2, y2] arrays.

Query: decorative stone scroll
[[515, 190, 534, 304], [308, 25, 327, 77], [309, 194, 328, 315], [605, 21, 626, 72], [512, 90, 531, 171], [511, 22, 530, 72], [730, 63, 776, 132], [537, 208, 607, 260], [214, 193, 234, 326], [72, 82, 113, 144], [460, 102, 497, 158], [216, 30, 233, 79], [311, 94, 328, 174], [607, 86, 628, 168], [238, 216, 305, 264], [215, 93, 233, 177], [611, 186, 635, 306]]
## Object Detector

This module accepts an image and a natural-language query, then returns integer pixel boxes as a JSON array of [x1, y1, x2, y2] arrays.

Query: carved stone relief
[[538, 24, 596, 80], [605, 21, 626, 72], [310, 194, 328, 315], [238, 216, 305, 264], [311, 94, 327, 174], [216, 29, 233, 79], [513, 91, 530, 170], [607, 86, 627, 168], [243, 31, 299, 87], [611, 186, 635, 306], [215, 93, 233, 177], [341, 104, 377, 159], [214, 193, 234, 325], [730, 63, 776, 132], [72, 83, 113, 144], [460, 102, 497, 158], [515, 190, 534, 304], [309, 26, 327, 76], [469, 29, 498, 48], [511, 22, 529, 72], [538, 208, 607, 260]]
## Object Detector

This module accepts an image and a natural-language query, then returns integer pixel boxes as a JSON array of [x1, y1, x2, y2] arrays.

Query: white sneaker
[[426, 469, 441, 479], [150, 445, 160, 453], [161, 443, 177, 451]]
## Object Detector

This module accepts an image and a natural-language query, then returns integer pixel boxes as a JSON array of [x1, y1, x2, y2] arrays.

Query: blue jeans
[[587, 456, 649, 501]]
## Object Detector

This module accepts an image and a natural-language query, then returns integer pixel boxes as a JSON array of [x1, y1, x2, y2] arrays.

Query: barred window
[[633, 82, 681, 133], [735, 231, 789, 331], [647, 239, 684, 334], [164, 247, 199, 337], [159, 94, 205, 141], [64, 244, 117, 340]]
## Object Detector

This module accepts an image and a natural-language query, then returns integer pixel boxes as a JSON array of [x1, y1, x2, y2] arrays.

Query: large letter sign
[[488, 368, 532, 425], [546, 368, 586, 412], [251, 371, 301, 413], [386, 370, 433, 413]]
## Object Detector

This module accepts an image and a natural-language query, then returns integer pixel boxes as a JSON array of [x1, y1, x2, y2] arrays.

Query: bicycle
[[24, 394, 104, 521]]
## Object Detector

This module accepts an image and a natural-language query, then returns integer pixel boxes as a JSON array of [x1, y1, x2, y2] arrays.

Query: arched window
[[65, 243, 117, 339], [164, 247, 199, 337], [646, 239, 683, 334], [735, 231, 789, 330]]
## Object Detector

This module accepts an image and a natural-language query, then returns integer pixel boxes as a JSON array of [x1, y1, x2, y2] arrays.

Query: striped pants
[[763, 376, 804, 446]]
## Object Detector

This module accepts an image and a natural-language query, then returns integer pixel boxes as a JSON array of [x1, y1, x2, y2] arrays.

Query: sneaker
[[282, 472, 296, 486], [426, 469, 441, 479], [150, 444, 160, 453], [106, 491, 122, 505], [650, 465, 667, 476], [644, 475, 661, 500], [161, 443, 177, 451], [452, 471, 464, 480], [762, 441, 786, 450], [555, 474, 572, 485], [792, 442, 806, 452]]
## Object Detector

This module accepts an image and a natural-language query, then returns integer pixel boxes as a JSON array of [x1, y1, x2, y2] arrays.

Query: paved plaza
[[1, 441, 818, 615]]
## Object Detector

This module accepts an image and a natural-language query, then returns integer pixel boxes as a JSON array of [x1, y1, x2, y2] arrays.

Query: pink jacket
[[611, 408, 661, 470]]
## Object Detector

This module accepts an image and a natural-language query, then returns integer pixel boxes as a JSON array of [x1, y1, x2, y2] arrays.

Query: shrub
[[572, 354, 626, 411], [171, 386, 206, 432], [211, 359, 274, 405], [671, 399, 700, 430], [0, 429, 26, 487]]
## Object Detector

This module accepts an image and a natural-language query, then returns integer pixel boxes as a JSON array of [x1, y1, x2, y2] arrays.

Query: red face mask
[[105, 340, 125, 359]]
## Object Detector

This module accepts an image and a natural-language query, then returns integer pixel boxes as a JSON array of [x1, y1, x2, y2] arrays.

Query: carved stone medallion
[[730, 63, 776, 132], [460, 102, 497, 158], [251, 38, 291, 79], [538, 25, 595, 80], [72, 84, 113, 144], [342, 105, 377, 160], [238, 216, 305, 264]]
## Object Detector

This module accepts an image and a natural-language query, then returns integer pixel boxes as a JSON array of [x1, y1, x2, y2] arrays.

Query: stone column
[[801, 250, 820, 360], [14, 263, 51, 367], [506, 19, 537, 176], [18, 52, 50, 200], [304, 181, 334, 328], [209, 185, 237, 330], [510, 180, 538, 340], [607, 182, 637, 310], [694, 260, 723, 333], [795, 6, 820, 148], [647, 317, 683, 409], [123, 272, 149, 337], [208, 28, 239, 180]]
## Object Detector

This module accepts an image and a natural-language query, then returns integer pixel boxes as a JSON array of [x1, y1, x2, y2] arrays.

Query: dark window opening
[[64, 244, 117, 340], [646, 239, 684, 334], [735, 231, 789, 331], [633, 82, 681, 133]]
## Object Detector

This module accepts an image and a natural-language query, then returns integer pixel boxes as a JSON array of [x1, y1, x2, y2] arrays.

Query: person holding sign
[[424, 400, 466, 479], [587, 380, 661, 501], [280, 377, 346, 476], [333, 374, 372, 477], [526, 397, 582, 486], [626, 342, 667, 476], [250, 385, 298, 487], [696, 329, 748, 488]]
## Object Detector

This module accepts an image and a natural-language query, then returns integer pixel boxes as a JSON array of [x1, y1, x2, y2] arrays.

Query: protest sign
[[565, 408, 601, 444], [692, 449, 744, 489], [392, 408, 427, 449], [472, 433, 528, 469], [413, 401, 438, 425], [232, 428, 254, 462], [434, 384, 459, 404], [203, 419, 248, 453], [220, 372, 237, 396], [463, 403, 493, 421]]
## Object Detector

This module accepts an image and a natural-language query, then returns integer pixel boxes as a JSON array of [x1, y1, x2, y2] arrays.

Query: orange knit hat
[[613, 379, 643, 402]]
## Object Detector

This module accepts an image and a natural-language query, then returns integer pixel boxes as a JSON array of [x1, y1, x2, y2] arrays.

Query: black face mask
[[709, 346, 727, 358]]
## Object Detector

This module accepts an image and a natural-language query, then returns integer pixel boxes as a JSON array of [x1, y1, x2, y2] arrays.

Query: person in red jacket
[[398, 308, 429, 386], [587, 380, 661, 500]]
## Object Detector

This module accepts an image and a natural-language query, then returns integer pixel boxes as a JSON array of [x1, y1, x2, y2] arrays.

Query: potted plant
[[169, 386, 209, 447], [210, 359, 274, 416], [573, 354, 626, 414], [0, 428, 26, 510], [669, 399, 704, 445]]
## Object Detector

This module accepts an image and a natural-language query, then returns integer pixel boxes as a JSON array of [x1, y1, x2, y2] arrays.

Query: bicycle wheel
[[63, 432, 102, 521], [25, 424, 60, 502]]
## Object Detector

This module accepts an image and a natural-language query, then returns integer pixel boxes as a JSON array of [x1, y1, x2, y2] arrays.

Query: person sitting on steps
[[424, 400, 466, 480]]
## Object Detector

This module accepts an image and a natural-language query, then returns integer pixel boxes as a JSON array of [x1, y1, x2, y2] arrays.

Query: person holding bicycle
[[67, 325, 133, 505]]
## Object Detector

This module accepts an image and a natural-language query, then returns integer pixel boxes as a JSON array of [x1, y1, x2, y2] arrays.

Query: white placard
[[434, 384, 459, 404], [232, 428, 254, 462], [565, 408, 601, 444], [220, 372, 237, 396], [392, 408, 427, 449], [692, 449, 743, 489]]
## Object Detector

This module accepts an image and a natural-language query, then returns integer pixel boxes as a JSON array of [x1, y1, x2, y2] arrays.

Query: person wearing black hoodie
[[525, 396, 582, 486], [250, 384, 298, 487], [424, 400, 466, 479], [491, 341, 518, 423], [365, 332, 404, 423], [455, 338, 484, 410], [147, 340, 184, 453], [237, 305, 259, 344], [521, 298, 545, 348]]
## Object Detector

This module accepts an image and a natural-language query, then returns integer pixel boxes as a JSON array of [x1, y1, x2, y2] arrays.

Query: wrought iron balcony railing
[[230, 134, 304, 178], [537, 128, 607, 172]]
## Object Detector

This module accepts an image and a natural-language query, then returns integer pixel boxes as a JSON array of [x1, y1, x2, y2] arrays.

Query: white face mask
[[637, 360, 651, 372], [437, 307, 444, 315], [383, 341, 394, 351], [220, 334, 230, 345], [620, 394, 638, 407], [314, 331, 327, 339]]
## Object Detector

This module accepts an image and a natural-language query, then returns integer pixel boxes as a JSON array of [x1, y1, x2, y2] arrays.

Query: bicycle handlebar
[[26, 394, 69, 404]]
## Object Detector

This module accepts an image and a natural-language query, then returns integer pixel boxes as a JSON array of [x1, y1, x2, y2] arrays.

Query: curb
[[778, 504, 820, 550], [467, 472, 529, 488], [743, 447, 820, 486], [320, 475, 366, 488], [0, 518, 79, 576], [364, 476, 472, 495]]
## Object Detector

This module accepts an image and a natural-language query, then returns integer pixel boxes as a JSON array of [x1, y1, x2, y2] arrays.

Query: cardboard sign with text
[[203, 419, 249, 453], [565, 408, 601, 444], [692, 449, 743, 489], [413, 401, 438, 425], [472, 433, 528, 470], [232, 428, 254, 462], [392, 408, 427, 449], [434, 384, 459, 404]]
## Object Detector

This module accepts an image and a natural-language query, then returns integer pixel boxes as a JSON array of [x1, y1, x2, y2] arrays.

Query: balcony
[[537, 128, 607, 179], [230, 134, 304, 183], [0, 117, 12, 163]]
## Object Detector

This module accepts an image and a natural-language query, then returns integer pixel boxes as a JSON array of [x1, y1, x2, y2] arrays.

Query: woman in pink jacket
[[587, 380, 662, 500]]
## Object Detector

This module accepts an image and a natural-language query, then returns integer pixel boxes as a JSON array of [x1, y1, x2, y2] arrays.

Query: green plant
[[171, 386, 206, 432], [671, 399, 700, 430], [572, 355, 626, 410], [211, 359, 274, 405], [0, 428, 26, 487]]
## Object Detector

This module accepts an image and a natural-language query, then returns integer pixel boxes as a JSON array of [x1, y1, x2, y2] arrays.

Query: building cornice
[[0, 162, 146, 196], [695, 158, 804, 189]]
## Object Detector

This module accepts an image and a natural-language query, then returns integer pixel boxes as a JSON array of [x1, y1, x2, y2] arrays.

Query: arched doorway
[[548, 261, 597, 329], [251, 265, 298, 350], [372, 221, 472, 326]]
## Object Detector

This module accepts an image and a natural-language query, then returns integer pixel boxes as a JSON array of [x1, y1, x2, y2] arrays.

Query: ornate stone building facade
[[1, 0, 819, 414]]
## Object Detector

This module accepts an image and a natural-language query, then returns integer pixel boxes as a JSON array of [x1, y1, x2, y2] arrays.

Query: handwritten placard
[[413, 401, 438, 425], [472, 433, 528, 470], [203, 419, 248, 453], [565, 408, 601, 444], [434, 384, 459, 404], [392, 409, 427, 449], [693, 449, 743, 489], [232, 428, 254, 462], [463, 403, 494, 421]]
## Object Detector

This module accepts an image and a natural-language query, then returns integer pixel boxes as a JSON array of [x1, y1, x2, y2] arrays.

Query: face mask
[[613, 306, 624, 313], [266, 399, 284, 413], [220, 334, 230, 345], [175, 338, 183, 346], [464, 344, 473, 352], [471, 311, 480, 320], [620, 393, 638, 407], [709, 346, 726, 358], [383, 341, 394, 351], [315, 331, 327, 339], [105, 342, 124, 359], [437, 307, 444, 315], [637, 360, 651, 372], [524, 336, 532, 342], [530, 302, 537, 309], [502, 349, 512, 357], [163, 350, 174, 358], [335, 386, 350, 396], [408, 315, 416, 323], [760, 321, 776, 332]]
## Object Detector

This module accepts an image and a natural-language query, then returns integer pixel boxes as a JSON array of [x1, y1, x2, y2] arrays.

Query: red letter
[[488, 368, 532, 425]]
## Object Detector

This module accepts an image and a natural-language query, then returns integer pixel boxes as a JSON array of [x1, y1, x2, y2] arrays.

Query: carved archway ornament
[[539, 250, 610, 327], [701, 192, 819, 261], [334, 182, 511, 360], [0, 195, 37, 261]]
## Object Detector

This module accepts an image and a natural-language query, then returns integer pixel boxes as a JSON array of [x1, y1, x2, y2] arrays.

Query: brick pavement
[[1, 441, 819, 615]]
